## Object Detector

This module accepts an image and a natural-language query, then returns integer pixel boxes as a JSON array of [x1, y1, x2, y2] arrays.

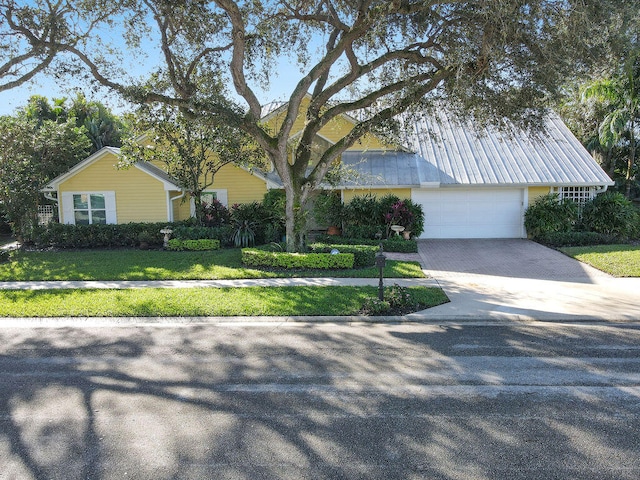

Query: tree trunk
[[283, 182, 308, 252], [625, 124, 636, 199]]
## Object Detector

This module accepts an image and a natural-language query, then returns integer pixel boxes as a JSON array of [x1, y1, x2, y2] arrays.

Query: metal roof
[[400, 109, 613, 187], [264, 107, 613, 189]]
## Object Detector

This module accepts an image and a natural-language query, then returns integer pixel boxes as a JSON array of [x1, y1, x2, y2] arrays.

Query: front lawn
[[560, 244, 640, 277], [0, 248, 425, 281], [0, 286, 449, 317]]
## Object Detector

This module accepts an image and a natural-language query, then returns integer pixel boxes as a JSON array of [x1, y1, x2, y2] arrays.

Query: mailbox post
[[375, 243, 387, 301]]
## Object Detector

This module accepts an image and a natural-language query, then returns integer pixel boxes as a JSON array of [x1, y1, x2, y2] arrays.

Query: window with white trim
[[201, 191, 217, 206], [73, 193, 107, 224]]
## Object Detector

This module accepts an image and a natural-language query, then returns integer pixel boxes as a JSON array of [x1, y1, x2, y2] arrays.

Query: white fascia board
[[132, 163, 182, 191]]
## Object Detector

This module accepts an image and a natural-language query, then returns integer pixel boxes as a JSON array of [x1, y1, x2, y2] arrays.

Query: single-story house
[[41, 99, 613, 239]]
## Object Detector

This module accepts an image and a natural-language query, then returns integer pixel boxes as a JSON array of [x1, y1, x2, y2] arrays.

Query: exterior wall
[[342, 188, 412, 203], [58, 152, 169, 224], [213, 163, 267, 205], [266, 97, 392, 151], [527, 186, 551, 206]]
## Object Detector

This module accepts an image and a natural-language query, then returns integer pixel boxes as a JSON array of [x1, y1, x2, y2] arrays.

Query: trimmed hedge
[[172, 225, 234, 247], [242, 248, 354, 269], [167, 239, 221, 251], [29, 222, 176, 249], [314, 234, 418, 253], [309, 243, 377, 267], [28, 222, 236, 249]]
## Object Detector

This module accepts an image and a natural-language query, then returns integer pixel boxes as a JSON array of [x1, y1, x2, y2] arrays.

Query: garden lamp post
[[375, 242, 386, 301]]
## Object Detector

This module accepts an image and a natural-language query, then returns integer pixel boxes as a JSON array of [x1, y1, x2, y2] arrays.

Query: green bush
[[261, 190, 286, 243], [342, 194, 382, 239], [30, 222, 180, 249], [581, 192, 639, 239], [309, 243, 377, 267], [242, 248, 354, 269], [172, 225, 234, 246], [535, 231, 618, 247], [314, 234, 418, 253], [167, 238, 221, 251], [341, 193, 425, 239], [524, 194, 579, 238], [313, 190, 344, 228], [359, 284, 432, 315]]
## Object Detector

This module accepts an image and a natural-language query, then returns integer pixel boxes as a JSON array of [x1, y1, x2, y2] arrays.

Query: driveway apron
[[413, 239, 640, 322]]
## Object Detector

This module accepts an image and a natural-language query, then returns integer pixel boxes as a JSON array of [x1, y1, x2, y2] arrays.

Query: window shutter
[[61, 192, 75, 225], [217, 189, 228, 207], [104, 192, 117, 224]]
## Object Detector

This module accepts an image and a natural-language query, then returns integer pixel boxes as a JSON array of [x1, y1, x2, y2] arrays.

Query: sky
[[0, 21, 305, 117]]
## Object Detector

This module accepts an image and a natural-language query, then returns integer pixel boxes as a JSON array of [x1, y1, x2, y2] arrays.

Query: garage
[[412, 188, 525, 239]]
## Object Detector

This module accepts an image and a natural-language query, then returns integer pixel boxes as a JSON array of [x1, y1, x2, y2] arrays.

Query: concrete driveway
[[413, 239, 640, 322]]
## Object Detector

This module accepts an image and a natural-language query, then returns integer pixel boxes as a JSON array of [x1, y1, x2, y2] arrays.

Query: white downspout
[[168, 191, 185, 222]]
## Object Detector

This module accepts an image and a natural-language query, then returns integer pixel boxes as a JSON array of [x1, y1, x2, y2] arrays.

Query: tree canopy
[[2, 0, 638, 250], [0, 95, 126, 236]]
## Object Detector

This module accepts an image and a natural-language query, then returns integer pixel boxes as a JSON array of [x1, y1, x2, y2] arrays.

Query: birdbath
[[160, 227, 173, 248], [390, 225, 405, 236]]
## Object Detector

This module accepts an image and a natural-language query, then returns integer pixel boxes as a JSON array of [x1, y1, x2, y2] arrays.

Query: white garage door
[[413, 188, 525, 239]]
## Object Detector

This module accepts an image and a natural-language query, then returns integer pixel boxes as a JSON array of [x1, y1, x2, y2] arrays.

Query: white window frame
[[61, 191, 117, 225], [189, 189, 228, 217]]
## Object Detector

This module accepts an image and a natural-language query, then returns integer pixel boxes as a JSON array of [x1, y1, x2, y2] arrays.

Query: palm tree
[[582, 50, 639, 198]]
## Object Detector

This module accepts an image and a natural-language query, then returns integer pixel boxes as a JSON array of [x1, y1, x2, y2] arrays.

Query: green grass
[[0, 249, 425, 281], [560, 244, 640, 277], [0, 286, 449, 317]]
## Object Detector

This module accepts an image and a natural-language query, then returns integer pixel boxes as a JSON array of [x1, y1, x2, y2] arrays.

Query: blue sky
[[0, 52, 304, 117]]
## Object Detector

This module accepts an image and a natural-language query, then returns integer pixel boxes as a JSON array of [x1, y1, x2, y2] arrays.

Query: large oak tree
[[2, 0, 638, 250]]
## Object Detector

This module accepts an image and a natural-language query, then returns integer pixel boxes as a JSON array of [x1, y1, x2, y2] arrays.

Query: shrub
[[202, 199, 231, 228], [313, 190, 344, 228], [309, 243, 378, 267], [342, 194, 381, 239], [314, 234, 418, 253], [30, 222, 180, 249], [172, 225, 234, 246], [261, 190, 286, 242], [581, 192, 639, 239], [231, 202, 270, 246], [341, 193, 425, 239], [359, 284, 425, 315], [536, 231, 618, 247], [0, 249, 9, 263], [242, 248, 354, 269], [524, 194, 579, 238], [167, 239, 221, 251]]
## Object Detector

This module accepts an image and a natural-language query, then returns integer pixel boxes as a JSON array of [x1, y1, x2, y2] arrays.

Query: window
[[555, 187, 596, 206], [201, 191, 217, 206], [190, 189, 228, 217], [73, 193, 107, 224]]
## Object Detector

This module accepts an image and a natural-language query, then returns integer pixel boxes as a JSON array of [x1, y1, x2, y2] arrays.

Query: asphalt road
[[1, 320, 640, 480]]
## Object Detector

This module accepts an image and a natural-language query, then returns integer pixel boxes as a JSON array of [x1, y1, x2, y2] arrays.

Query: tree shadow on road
[[1, 323, 639, 479]]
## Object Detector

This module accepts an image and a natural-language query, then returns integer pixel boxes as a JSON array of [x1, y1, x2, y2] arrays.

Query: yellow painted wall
[[528, 186, 551, 206], [213, 163, 267, 205], [342, 188, 413, 203], [59, 152, 169, 223], [264, 96, 392, 152], [169, 163, 268, 221]]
